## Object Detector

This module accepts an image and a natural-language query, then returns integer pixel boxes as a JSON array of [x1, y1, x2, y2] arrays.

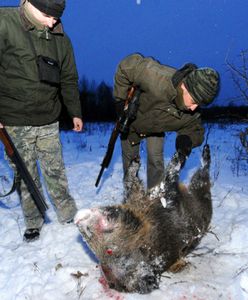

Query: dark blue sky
[[1, 0, 248, 105]]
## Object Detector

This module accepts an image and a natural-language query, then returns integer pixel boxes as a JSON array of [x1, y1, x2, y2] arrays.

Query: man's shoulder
[[139, 57, 176, 88], [0, 7, 19, 21], [0, 7, 19, 14], [144, 57, 176, 74]]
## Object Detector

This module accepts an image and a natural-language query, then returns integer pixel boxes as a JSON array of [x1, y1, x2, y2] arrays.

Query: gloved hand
[[175, 135, 192, 157], [115, 100, 125, 119]]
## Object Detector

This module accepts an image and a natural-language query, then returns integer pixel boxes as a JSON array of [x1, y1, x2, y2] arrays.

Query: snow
[[0, 122, 248, 300]]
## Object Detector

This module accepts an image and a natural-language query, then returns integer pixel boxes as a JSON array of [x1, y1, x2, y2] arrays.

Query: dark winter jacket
[[0, 7, 81, 126], [114, 54, 204, 147]]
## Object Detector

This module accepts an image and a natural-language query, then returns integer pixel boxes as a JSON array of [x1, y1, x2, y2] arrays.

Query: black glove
[[115, 101, 125, 119], [175, 135, 192, 157]]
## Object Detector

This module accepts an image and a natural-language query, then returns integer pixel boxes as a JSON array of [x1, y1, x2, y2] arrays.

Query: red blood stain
[[98, 276, 124, 300], [106, 248, 113, 255]]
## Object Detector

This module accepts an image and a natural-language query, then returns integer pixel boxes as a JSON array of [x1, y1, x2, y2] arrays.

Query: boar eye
[[104, 207, 120, 220]]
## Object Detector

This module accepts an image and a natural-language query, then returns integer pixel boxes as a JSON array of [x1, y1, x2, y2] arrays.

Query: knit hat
[[172, 63, 197, 88], [28, 0, 65, 18], [183, 68, 219, 106]]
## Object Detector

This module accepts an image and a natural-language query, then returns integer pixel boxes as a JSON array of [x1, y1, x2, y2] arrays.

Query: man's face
[[180, 82, 199, 111], [27, 2, 58, 28]]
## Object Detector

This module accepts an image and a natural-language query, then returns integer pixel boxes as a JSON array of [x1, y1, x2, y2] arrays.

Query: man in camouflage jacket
[[0, 0, 82, 242], [114, 53, 219, 189]]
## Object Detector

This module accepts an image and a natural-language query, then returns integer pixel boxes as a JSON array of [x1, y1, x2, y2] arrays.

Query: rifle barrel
[[95, 86, 141, 188], [95, 167, 104, 187], [95, 122, 120, 187]]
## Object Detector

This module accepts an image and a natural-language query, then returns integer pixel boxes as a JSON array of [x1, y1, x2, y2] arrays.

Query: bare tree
[[226, 49, 248, 103], [226, 49, 248, 155], [240, 128, 248, 154]]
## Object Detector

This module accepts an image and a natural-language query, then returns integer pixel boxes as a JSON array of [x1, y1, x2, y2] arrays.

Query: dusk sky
[[1, 0, 248, 105]]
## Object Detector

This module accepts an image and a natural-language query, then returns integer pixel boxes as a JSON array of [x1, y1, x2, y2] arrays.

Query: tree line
[[60, 77, 116, 128]]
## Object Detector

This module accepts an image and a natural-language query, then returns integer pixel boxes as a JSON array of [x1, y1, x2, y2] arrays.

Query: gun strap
[[0, 175, 16, 198]]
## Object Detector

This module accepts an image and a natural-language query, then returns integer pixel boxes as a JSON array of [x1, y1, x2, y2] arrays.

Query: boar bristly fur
[[75, 145, 212, 294]]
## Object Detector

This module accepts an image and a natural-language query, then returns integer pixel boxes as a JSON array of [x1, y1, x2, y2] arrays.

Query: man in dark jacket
[[0, 0, 83, 242], [114, 53, 219, 190]]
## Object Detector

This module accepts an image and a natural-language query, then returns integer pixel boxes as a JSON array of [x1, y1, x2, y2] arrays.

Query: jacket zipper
[[45, 27, 49, 40]]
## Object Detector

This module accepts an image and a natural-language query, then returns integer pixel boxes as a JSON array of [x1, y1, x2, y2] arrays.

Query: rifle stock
[[0, 128, 48, 216], [95, 87, 140, 187]]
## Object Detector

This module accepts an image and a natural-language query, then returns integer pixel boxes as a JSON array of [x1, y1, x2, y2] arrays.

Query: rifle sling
[[0, 175, 16, 197]]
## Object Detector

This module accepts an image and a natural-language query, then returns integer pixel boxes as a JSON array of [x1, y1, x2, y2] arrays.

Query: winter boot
[[23, 228, 40, 242]]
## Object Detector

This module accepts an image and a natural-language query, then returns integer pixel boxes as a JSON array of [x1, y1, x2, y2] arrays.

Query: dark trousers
[[121, 133, 164, 189]]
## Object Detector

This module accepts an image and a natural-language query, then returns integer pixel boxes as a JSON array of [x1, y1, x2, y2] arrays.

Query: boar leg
[[189, 144, 211, 194], [188, 144, 212, 224], [123, 158, 146, 205]]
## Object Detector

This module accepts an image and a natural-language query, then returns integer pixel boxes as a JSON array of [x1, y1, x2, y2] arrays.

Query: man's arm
[[177, 118, 205, 148], [60, 34, 82, 126]]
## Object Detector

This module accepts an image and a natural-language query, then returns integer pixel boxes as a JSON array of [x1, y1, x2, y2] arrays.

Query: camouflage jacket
[[0, 7, 81, 126], [114, 54, 204, 146]]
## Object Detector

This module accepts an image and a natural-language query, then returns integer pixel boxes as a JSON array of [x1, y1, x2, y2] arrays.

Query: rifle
[[95, 86, 141, 187], [0, 128, 48, 217]]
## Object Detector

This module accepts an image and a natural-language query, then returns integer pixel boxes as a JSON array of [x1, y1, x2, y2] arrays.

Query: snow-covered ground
[[0, 122, 248, 300]]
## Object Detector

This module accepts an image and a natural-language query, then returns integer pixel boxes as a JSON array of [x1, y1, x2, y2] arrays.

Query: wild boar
[[75, 145, 212, 294]]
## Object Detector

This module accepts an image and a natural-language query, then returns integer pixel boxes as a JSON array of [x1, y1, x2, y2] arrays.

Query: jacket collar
[[19, 5, 64, 34]]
